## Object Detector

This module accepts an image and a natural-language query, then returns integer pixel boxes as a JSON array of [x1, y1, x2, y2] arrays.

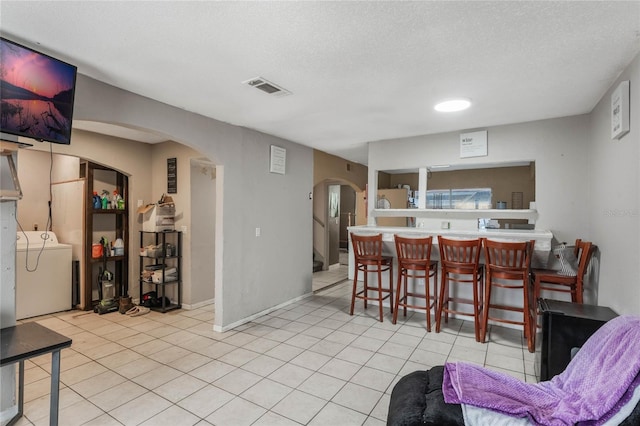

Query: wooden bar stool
[[531, 239, 596, 305], [436, 236, 484, 341], [393, 235, 438, 331], [529, 240, 597, 345], [350, 233, 394, 322], [481, 239, 536, 352]]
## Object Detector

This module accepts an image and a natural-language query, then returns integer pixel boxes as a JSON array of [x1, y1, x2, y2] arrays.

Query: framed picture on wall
[[611, 80, 630, 140], [269, 145, 286, 174], [460, 130, 488, 158], [167, 157, 177, 193]]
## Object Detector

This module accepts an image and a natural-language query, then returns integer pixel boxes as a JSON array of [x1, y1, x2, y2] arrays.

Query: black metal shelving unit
[[139, 230, 182, 313]]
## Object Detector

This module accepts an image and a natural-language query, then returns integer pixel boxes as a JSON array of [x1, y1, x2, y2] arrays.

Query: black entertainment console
[[535, 298, 618, 382]]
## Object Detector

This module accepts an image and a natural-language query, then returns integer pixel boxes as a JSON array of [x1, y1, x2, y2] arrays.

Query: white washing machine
[[16, 231, 72, 320]]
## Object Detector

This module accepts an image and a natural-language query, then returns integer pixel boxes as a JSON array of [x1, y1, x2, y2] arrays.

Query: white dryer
[[16, 231, 72, 320]]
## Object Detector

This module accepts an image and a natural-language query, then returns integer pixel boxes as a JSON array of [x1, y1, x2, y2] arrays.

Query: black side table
[[534, 299, 617, 382], [1, 322, 72, 426]]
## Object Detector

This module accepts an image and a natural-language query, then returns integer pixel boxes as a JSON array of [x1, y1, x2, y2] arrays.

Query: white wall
[[71, 75, 313, 329], [189, 159, 216, 306], [368, 52, 640, 316], [0, 201, 17, 421], [587, 52, 640, 315], [369, 115, 591, 243]]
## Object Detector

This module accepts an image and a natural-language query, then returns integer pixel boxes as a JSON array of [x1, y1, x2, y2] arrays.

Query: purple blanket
[[443, 315, 640, 426]]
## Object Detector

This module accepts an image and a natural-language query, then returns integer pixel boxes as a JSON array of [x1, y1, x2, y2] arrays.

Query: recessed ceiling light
[[434, 98, 471, 112]]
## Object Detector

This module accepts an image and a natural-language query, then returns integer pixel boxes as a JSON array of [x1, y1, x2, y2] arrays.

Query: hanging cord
[[15, 143, 54, 272], [48, 143, 53, 231], [15, 221, 49, 272]]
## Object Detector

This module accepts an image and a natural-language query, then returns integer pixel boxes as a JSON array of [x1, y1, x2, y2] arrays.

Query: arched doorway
[[312, 179, 359, 291]]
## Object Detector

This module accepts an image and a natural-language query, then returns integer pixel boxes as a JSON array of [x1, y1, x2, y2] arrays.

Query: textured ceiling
[[2, 1, 639, 165]]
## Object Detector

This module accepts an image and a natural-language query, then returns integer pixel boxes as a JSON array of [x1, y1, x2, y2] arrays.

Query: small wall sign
[[460, 130, 488, 158], [611, 80, 630, 140], [269, 145, 286, 174], [167, 157, 177, 194]]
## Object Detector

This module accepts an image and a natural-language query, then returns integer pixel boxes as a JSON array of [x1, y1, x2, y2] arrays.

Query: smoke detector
[[242, 77, 291, 97]]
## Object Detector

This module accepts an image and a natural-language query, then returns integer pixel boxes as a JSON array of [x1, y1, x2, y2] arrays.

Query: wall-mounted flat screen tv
[[0, 37, 77, 145]]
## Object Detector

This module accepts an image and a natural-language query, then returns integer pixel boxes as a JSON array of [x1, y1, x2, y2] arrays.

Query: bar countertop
[[347, 225, 553, 249]]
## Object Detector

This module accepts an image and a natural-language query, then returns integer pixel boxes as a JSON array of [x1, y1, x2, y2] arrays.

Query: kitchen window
[[426, 188, 492, 209]]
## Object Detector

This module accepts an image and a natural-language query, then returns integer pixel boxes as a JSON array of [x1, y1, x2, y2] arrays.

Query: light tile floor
[[311, 265, 348, 293], [312, 250, 349, 292], [11, 281, 536, 426]]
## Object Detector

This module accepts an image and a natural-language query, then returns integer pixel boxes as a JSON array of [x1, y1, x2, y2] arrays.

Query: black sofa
[[387, 366, 640, 426]]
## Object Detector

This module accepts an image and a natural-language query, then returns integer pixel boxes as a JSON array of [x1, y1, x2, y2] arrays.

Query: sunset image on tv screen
[[0, 38, 77, 144]]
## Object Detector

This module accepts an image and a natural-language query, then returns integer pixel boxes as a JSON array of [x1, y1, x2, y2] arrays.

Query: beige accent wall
[[376, 188, 409, 226], [313, 149, 367, 190], [427, 164, 535, 209], [379, 165, 535, 209], [355, 188, 408, 227], [389, 173, 420, 190], [377, 171, 391, 189], [313, 149, 368, 265]]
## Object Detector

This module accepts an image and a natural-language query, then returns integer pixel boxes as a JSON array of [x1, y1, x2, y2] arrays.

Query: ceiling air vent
[[242, 77, 291, 97]]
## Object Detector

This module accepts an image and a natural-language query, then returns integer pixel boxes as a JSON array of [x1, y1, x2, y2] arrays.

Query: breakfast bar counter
[[346, 225, 554, 278], [347, 225, 552, 245]]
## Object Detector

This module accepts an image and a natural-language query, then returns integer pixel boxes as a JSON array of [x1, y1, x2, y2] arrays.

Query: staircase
[[313, 253, 323, 272]]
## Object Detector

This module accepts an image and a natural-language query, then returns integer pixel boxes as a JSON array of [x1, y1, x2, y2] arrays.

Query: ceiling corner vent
[[242, 77, 291, 97]]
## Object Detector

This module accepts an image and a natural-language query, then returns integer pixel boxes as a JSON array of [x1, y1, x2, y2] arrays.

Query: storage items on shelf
[[92, 188, 126, 210], [92, 191, 101, 209], [137, 194, 176, 232], [114, 238, 124, 256], [139, 230, 181, 313], [113, 190, 124, 209], [101, 190, 110, 209], [82, 161, 129, 311]]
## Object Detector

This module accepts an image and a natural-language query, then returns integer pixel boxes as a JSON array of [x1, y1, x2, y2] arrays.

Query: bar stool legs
[[393, 235, 438, 331], [481, 239, 536, 353], [350, 233, 394, 322], [436, 236, 484, 341]]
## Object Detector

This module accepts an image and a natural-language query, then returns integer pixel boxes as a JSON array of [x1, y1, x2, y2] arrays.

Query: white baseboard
[[213, 292, 314, 333], [181, 298, 215, 310]]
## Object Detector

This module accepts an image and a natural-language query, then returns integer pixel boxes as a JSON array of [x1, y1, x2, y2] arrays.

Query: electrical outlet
[[255, 227, 261, 237], [137, 199, 143, 207], [441, 221, 450, 229]]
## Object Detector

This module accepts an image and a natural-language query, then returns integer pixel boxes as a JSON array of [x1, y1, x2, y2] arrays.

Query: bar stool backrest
[[438, 236, 483, 270], [395, 235, 433, 266], [576, 240, 596, 278], [351, 233, 384, 263], [484, 239, 534, 273]]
